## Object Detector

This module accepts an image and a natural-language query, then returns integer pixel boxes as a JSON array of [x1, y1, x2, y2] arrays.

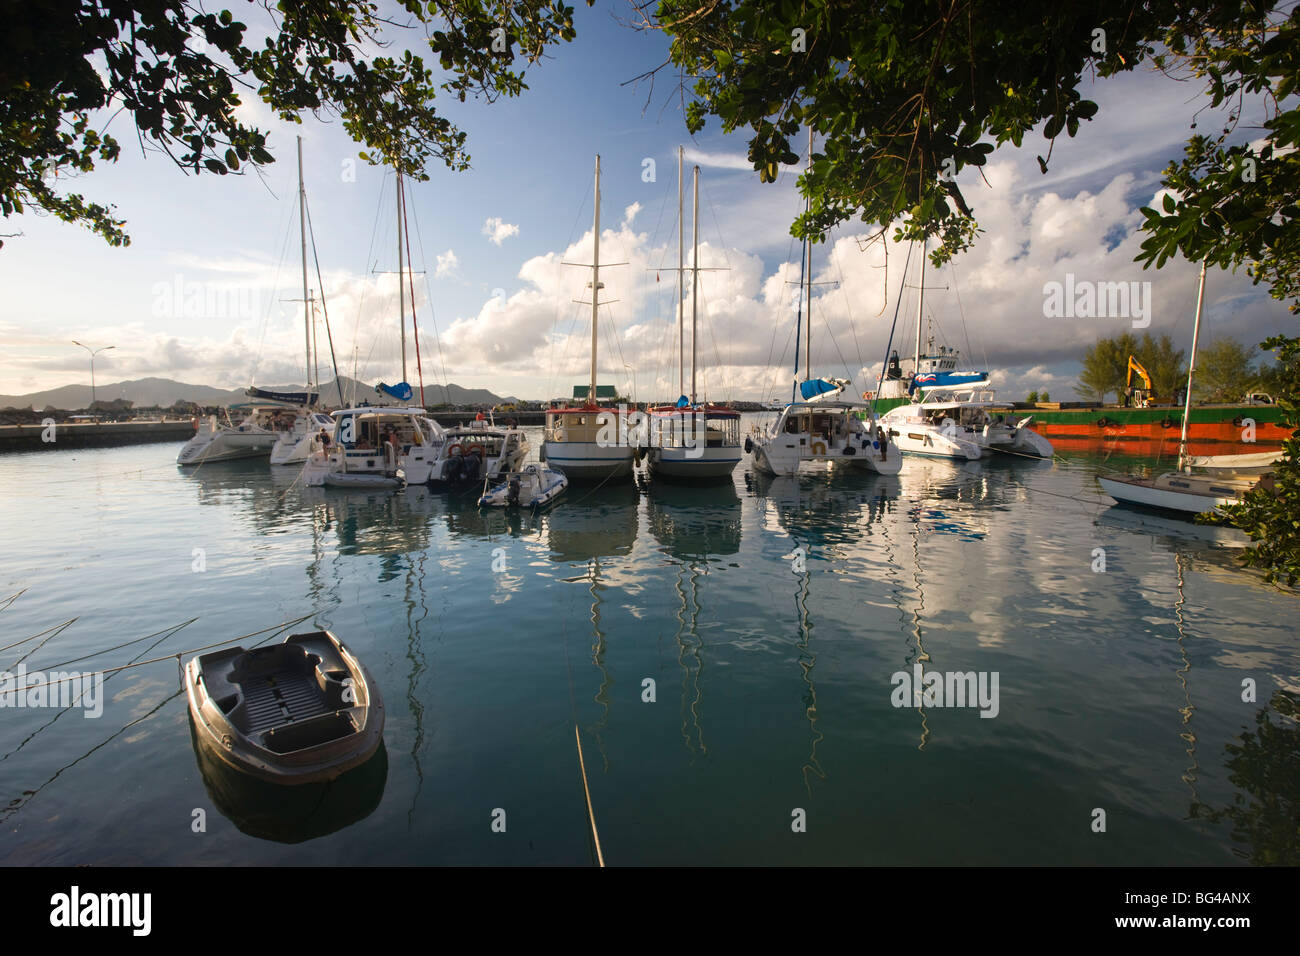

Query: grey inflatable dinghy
[[185, 630, 384, 784]]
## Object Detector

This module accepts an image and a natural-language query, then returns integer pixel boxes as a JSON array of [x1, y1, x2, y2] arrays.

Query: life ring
[[1096, 417, 1110, 428], [553, 429, 565, 442], [1232, 416, 1244, 427], [811, 440, 827, 455], [445, 442, 463, 457], [463, 443, 486, 459], [1161, 417, 1176, 429]]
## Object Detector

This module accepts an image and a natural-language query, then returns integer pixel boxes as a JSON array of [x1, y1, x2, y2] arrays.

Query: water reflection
[[1190, 689, 1300, 864], [190, 718, 388, 844]]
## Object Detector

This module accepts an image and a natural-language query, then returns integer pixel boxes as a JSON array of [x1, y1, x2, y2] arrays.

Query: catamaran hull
[[178, 431, 274, 465], [752, 439, 899, 477], [541, 441, 634, 481], [270, 434, 314, 466]]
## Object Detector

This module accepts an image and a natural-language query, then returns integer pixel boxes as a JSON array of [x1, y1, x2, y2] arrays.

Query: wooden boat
[[478, 463, 568, 509], [185, 630, 384, 784]]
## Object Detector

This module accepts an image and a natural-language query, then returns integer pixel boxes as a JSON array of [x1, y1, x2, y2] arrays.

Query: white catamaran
[[750, 132, 900, 479]]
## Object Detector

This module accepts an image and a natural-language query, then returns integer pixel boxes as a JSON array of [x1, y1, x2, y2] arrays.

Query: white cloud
[[482, 217, 519, 245], [435, 249, 458, 279], [623, 202, 642, 227], [682, 148, 753, 171]]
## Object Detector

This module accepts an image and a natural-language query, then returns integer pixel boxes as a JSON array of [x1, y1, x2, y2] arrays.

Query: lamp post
[[72, 341, 114, 410]]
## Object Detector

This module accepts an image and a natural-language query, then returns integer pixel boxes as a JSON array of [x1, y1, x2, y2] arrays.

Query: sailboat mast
[[691, 164, 700, 405], [1178, 259, 1208, 468], [397, 169, 407, 385], [677, 146, 684, 397], [590, 155, 601, 404], [297, 136, 311, 393], [914, 239, 925, 372], [804, 127, 813, 383]]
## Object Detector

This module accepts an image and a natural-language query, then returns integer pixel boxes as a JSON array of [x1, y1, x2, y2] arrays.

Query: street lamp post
[[72, 341, 115, 411]]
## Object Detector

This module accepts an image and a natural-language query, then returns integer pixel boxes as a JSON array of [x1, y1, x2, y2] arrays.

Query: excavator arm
[[1126, 356, 1153, 391]]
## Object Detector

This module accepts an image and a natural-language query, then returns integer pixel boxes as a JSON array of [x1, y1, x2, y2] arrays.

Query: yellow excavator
[[1124, 356, 1154, 407]]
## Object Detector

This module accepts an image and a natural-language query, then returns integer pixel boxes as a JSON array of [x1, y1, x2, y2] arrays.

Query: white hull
[[1098, 474, 1248, 515], [887, 425, 983, 460], [751, 435, 901, 477], [541, 440, 634, 480], [647, 444, 742, 479], [178, 428, 274, 465], [478, 464, 569, 508], [1183, 451, 1280, 476], [270, 433, 314, 465]]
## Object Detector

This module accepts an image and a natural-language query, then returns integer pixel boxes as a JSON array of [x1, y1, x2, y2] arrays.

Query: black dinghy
[[185, 631, 384, 784]]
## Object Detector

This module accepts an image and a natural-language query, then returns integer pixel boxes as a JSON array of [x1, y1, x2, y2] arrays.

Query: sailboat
[[540, 155, 635, 481], [750, 132, 900, 478], [880, 242, 1052, 460], [178, 137, 335, 467], [645, 151, 743, 480], [302, 166, 445, 488], [1099, 261, 1268, 514]]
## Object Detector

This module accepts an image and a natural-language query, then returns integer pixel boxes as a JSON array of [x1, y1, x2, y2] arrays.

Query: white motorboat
[[881, 385, 1054, 460], [478, 463, 569, 509], [301, 406, 441, 488], [1181, 450, 1281, 476], [540, 155, 636, 482], [433, 416, 529, 485]]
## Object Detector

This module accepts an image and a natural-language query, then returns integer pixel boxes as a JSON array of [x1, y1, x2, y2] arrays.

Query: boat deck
[[239, 672, 332, 735]]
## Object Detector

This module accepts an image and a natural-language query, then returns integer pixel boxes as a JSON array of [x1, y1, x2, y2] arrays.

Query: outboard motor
[[886, 351, 902, 380], [444, 454, 464, 483], [507, 476, 522, 506], [463, 452, 482, 481]]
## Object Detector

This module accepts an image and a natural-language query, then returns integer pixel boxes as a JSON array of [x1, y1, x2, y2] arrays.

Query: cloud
[[435, 249, 458, 279], [482, 217, 519, 245], [682, 148, 753, 171], [623, 202, 641, 227]]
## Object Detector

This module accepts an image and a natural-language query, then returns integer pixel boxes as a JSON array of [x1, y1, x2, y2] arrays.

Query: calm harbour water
[[1, 424, 1297, 865]]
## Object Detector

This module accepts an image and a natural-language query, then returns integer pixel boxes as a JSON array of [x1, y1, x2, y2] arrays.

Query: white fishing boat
[[750, 131, 899, 478], [433, 415, 529, 485], [301, 406, 440, 488], [478, 463, 569, 509], [1100, 260, 1271, 515], [646, 154, 743, 481], [541, 155, 636, 481]]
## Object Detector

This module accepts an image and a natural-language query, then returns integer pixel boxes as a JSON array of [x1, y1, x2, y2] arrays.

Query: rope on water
[[12, 613, 316, 692], [574, 723, 605, 867]]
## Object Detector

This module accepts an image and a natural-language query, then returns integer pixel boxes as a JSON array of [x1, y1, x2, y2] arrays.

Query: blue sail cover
[[799, 378, 842, 401], [376, 381, 414, 402], [246, 386, 318, 405], [910, 370, 989, 392], [675, 395, 690, 408]]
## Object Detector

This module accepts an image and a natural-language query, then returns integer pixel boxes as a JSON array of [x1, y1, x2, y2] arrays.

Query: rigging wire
[[303, 193, 345, 406]]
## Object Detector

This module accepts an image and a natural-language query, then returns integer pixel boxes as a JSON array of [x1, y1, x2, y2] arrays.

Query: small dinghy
[[324, 469, 405, 490], [478, 463, 568, 509], [185, 630, 384, 784]]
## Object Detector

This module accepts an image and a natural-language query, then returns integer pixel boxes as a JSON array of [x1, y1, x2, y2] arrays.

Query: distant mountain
[[0, 376, 518, 410]]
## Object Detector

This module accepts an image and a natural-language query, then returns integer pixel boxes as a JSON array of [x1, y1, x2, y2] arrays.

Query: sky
[[0, 2, 1293, 404]]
